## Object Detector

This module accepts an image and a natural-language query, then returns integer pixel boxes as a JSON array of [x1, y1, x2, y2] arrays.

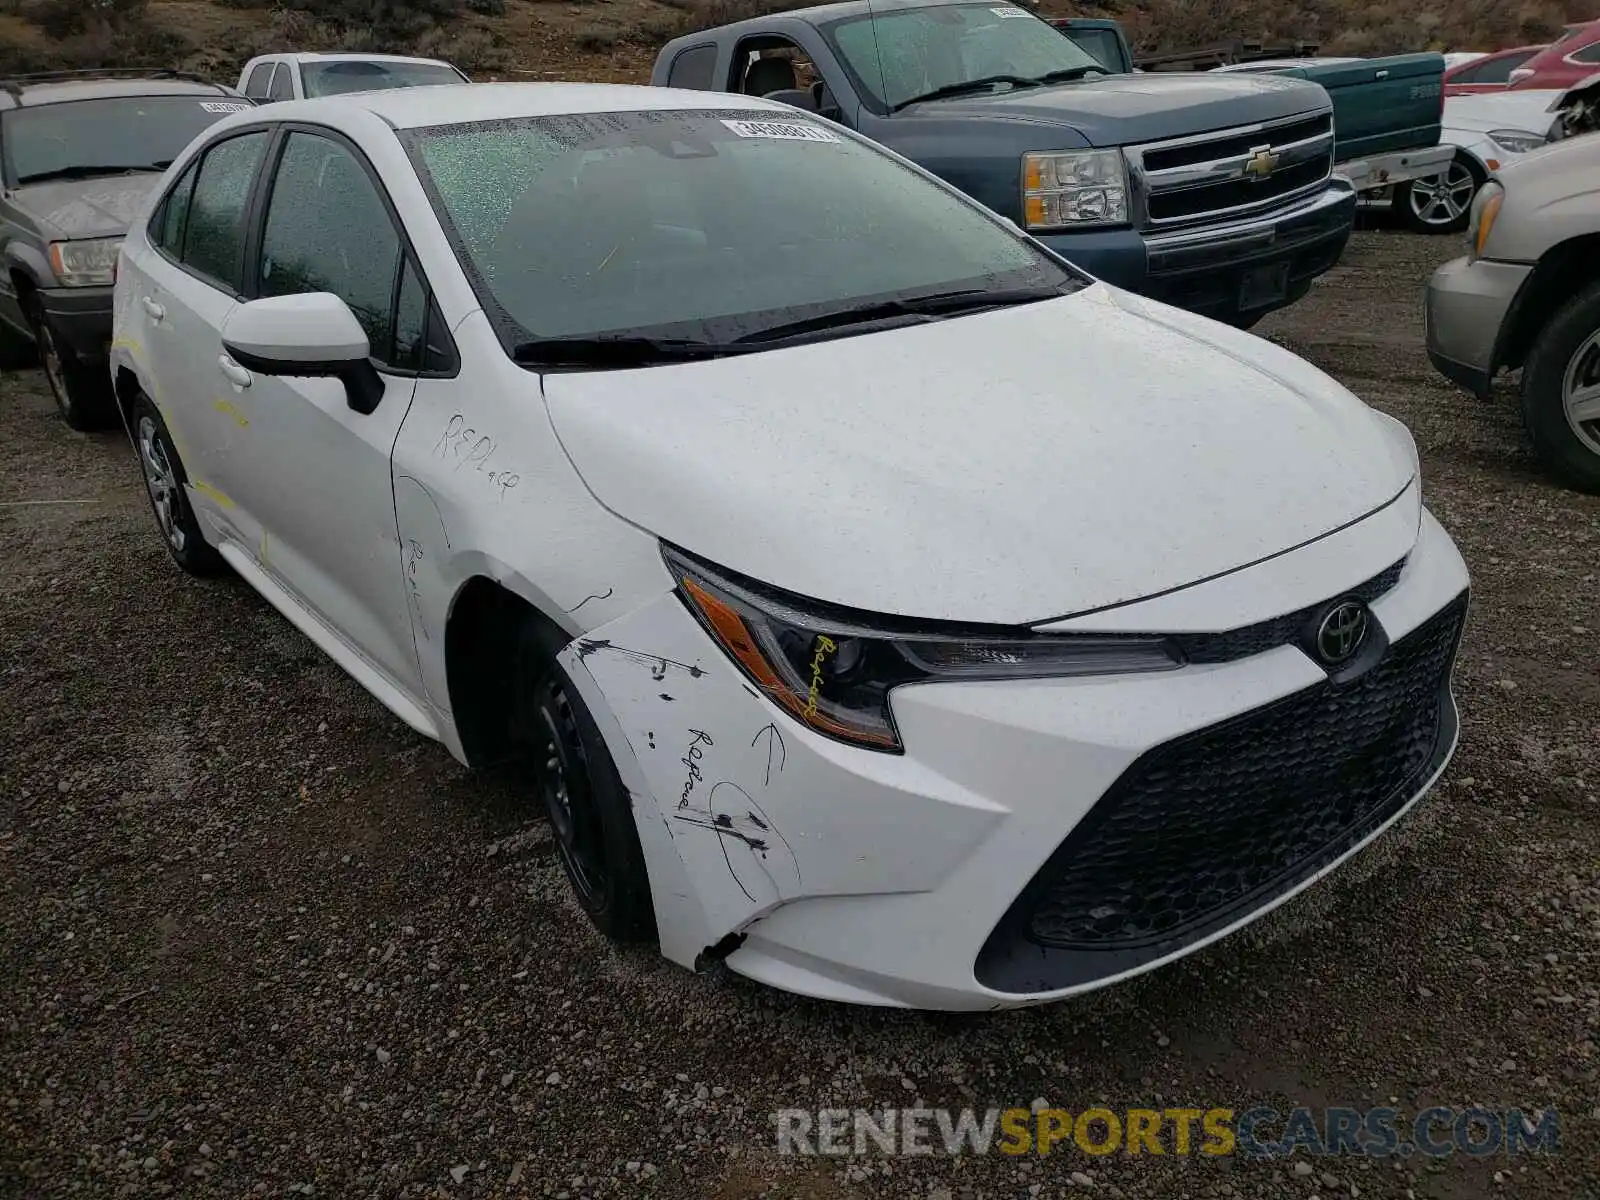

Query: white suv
[[237, 53, 468, 103], [109, 83, 1469, 1011]]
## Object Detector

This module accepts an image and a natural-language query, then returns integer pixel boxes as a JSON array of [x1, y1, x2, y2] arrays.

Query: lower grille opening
[[974, 592, 1468, 995]]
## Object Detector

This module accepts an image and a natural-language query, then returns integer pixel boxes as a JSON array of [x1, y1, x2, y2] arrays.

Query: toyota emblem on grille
[[1315, 601, 1369, 665]]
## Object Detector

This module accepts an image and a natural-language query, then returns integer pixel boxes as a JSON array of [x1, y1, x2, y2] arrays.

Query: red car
[[1508, 19, 1600, 90], [1444, 44, 1544, 95]]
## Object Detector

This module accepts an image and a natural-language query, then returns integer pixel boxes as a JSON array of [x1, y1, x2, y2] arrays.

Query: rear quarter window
[[667, 44, 718, 89]]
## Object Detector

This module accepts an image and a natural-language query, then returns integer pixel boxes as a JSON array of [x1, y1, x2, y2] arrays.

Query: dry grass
[[0, 0, 1596, 81]]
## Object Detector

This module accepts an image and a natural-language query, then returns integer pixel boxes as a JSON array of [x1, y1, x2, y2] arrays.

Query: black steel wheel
[[513, 620, 655, 942]]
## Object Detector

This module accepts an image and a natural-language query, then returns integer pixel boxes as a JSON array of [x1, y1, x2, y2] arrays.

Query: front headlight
[[1487, 128, 1545, 155], [48, 237, 123, 287], [665, 547, 1182, 752], [1466, 180, 1503, 260], [1022, 149, 1130, 230]]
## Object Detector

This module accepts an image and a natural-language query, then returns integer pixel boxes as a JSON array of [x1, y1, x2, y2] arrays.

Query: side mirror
[[812, 81, 842, 120], [221, 292, 385, 415], [765, 87, 819, 112]]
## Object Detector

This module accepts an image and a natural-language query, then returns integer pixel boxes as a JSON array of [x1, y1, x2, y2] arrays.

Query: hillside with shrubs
[[0, 0, 1596, 85]]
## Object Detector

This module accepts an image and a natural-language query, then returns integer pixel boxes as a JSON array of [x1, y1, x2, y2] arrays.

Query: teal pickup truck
[[1052, 21, 1455, 196]]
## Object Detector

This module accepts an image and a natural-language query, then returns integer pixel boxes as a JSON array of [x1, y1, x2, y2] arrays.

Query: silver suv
[[0, 69, 251, 428], [1425, 128, 1600, 493]]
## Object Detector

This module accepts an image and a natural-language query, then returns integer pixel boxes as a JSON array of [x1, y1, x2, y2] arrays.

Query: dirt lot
[[2, 231, 1598, 1199]]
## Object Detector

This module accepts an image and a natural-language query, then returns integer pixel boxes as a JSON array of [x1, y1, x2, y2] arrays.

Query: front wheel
[[28, 297, 114, 430], [1520, 281, 1600, 494], [1397, 154, 1483, 234], [513, 620, 656, 942]]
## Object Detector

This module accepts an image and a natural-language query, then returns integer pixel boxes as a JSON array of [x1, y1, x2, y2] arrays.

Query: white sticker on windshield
[[721, 119, 840, 143], [200, 101, 251, 113], [991, 6, 1034, 15]]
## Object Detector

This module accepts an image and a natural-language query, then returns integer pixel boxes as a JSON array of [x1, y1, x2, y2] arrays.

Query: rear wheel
[[1520, 281, 1600, 494], [1398, 154, 1483, 234], [512, 620, 655, 942], [27, 296, 113, 431], [131, 393, 228, 575]]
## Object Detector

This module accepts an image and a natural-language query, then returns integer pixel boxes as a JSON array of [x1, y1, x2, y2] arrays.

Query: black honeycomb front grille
[[976, 592, 1467, 994]]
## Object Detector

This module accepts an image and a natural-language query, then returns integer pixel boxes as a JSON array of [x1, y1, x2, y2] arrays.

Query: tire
[[1520, 281, 1600, 495], [130, 393, 229, 575], [27, 296, 114, 431], [1397, 153, 1483, 235], [512, 619, 656, 942]]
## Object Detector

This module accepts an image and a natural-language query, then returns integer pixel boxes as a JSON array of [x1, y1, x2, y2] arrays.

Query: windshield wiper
[[15, 164, 168, 185], [889, 74, 1043, 113], [511, 335, 737, 368], [1028, 64, 1112, 84], [733, 286, 1069, 346]]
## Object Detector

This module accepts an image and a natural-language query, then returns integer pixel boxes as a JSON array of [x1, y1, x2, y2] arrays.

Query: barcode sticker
[[200, 101, 251, 113], [721, 119, 840, 143], [991, 6, 1033, 16]]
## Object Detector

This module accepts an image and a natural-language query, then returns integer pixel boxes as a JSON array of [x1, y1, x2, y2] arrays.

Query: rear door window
[[180, 131, 270, 292]]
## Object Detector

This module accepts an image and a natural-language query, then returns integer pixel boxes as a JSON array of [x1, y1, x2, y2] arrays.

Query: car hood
[[9, 174, 162, 239], [897, 72, 1328, 146], [1444, 90, 1565, 136], [543, 286, 1415, 625]]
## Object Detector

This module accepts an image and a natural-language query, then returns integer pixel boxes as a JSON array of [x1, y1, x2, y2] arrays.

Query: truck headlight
[[48, 237, 123, 287], [1022, 149, 1129, 229], [1487, 128, 1544, 155], [1466, 180, 1503, 260]]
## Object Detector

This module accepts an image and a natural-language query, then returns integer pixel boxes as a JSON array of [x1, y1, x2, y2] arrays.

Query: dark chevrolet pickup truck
[[653, 0, 1356, 326]]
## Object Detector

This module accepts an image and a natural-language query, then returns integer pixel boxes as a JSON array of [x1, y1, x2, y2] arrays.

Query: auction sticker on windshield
[[991, 7, 1034, 16], [721, 119, 841, 143], [200, 101, 251, 113]]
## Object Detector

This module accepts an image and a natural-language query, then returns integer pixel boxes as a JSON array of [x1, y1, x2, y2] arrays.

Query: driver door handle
[[218, 355, 253, 389], [141, 297, 165, 321]]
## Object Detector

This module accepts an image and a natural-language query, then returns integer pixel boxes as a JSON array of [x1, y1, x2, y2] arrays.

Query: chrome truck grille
[[1126, 112, 1335, 228]]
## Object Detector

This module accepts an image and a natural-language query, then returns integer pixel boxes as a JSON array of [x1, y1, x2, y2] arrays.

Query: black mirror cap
[[222, 341, 385, 415]]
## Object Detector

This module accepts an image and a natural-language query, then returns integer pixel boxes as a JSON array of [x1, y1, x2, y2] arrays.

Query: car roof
[[665, 0, 1002, 31], [0, 75, 234, 110], [261, 53, 458, 67], [242, 81, 795, 131]]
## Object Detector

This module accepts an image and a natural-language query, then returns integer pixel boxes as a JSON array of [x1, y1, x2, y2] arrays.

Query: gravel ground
[[2, 231, 1598, 1200]]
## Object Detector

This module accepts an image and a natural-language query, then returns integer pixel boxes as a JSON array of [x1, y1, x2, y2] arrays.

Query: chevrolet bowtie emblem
[[1244, 145, 1279, 180]]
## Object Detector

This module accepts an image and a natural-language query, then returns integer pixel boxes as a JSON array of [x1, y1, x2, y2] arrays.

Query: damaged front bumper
[[558, 508, 1469, 1011]]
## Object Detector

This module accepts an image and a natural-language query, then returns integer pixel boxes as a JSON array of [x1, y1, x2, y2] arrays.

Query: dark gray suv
[[0, 70, 253, 428]]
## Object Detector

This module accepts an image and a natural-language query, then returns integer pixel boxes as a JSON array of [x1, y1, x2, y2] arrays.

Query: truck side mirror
[[812, 80, 842, 120], [765, 87, 819, 112]]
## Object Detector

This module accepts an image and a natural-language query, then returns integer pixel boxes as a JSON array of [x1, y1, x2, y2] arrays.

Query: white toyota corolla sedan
[[108, 83, 1469, 1010]]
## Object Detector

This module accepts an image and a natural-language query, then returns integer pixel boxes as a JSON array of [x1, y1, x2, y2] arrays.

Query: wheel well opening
[[445, 578, 569, 768], [114, 367, 142, 429], [10, 270, 37, 316], [1501, 234, 1600, 373]]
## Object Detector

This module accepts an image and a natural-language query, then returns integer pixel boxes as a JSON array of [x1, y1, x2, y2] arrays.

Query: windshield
[[303, 60, 465, 97], [1, 95, 252, 186], [821, 2, 1106, 111], [403, 108, 1077, 353]]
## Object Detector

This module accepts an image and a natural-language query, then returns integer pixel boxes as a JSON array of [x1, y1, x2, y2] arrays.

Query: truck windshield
[[404, 109, 1078, 355], [303, 60, 465, 97], [821, 3, 1108, 112], [1, 95, 252, 186]]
